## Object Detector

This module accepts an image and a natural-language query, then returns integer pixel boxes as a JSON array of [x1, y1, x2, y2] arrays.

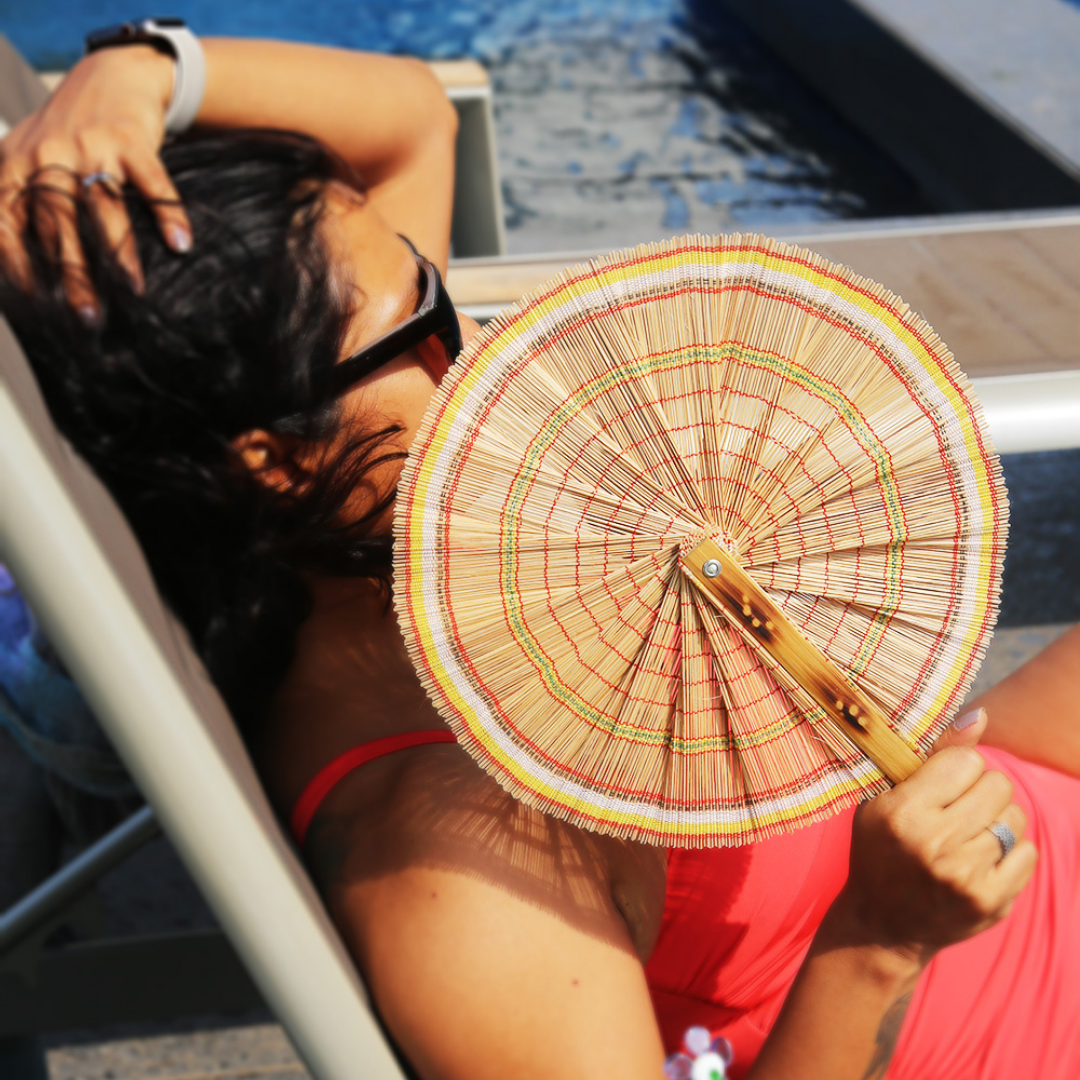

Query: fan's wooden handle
[[681, 538, 922, 784]]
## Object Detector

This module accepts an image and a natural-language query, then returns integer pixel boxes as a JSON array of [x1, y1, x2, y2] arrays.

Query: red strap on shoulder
[[290, 729, 457, 846]]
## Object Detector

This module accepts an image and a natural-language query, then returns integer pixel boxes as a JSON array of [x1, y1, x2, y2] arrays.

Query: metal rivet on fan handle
[[702, 559, 722, 578]]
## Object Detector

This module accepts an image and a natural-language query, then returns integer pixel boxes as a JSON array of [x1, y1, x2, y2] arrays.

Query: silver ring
[[988, 821, 1016, 860], [81, 171, 117, 190]]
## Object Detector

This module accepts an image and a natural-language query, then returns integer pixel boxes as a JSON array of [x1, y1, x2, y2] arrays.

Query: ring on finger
[[81, 171, 118, 191], [988, 820, 1017, 861]]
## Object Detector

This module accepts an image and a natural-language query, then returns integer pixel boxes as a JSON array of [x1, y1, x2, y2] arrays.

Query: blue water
[[8, 0, 683, 67], [2, 0, 929, 253]]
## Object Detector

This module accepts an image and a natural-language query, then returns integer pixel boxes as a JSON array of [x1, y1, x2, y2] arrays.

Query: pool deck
[[450, 209, 1080, 376], [854, 0, 1080, 176], [715, 0, 1080, 212], [448, 207, 1080, 457]]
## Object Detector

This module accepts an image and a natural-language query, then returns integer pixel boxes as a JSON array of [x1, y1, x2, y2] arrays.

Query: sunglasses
[[323, 235, 462, 400]]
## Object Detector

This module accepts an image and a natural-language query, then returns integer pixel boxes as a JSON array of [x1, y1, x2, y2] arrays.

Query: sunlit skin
[[254, 188, 490, 756], [236, 181, 479, 530], [325, 185, 479, 520], [251, 186, 673, 1066]]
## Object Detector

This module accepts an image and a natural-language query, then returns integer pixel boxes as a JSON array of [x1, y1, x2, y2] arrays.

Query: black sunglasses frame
[[323, 236, 462, 401]]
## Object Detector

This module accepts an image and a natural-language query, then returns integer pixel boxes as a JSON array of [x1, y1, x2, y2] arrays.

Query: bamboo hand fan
[[394, 234, 1007, 848]]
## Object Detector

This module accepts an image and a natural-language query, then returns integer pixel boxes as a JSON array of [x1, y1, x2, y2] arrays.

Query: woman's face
[[319, 182, 480, 522]]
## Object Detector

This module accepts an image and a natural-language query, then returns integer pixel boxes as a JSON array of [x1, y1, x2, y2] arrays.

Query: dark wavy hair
[[0, 130, 405, 732]]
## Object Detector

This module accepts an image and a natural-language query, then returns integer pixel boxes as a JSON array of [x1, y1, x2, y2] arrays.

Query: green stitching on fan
[[496, 341, 906, 746]]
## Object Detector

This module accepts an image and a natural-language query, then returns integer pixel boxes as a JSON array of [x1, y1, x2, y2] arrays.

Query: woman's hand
[[835, 727, 1037, 965], [752, 713, 1036, 1080], [0, 45, 191, 312], [1, 36, 458, 310]]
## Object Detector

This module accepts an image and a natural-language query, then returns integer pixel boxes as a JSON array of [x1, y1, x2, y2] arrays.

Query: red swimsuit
[[290, 729, 457, 844], [292, 734, 1080, 1079]]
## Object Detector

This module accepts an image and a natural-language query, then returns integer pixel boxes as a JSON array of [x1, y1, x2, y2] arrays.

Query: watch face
[[85, 23, 138, 50], [85, 18, 187, 53]]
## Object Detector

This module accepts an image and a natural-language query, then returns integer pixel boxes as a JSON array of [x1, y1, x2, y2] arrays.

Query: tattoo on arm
[[861, 992, 912, 1080]]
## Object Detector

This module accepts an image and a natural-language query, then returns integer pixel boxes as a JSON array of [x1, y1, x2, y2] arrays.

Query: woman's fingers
[[940, 767, 1015, 845], [905, 749, 1031, 886], [28, 164, 100, 317], [7, 153, 190, 312], [962, 823, 1038, 929], [848, 746, 1038, 958], [925, 778, 1034, 927], [939, 800, 1029, 905], [987, 834, 1038, 912], [75, 148, 192, 296], [971, 800, 1028, 868], [124, 149, 191, 252], [0, 183, 33, 290], [896, 745, 986, 810], [0, 53, 191, 310], [82, 172, 142, 293], [59, 146, 192, 300], [929, 706, 988, 755]]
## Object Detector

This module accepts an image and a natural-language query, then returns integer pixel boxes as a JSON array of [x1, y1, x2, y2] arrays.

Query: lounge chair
[[0, 35, 408, 1080], [1, 28, 1076, 1079], [448, 214, 1080, 455], [0, 320, 408, 1078]]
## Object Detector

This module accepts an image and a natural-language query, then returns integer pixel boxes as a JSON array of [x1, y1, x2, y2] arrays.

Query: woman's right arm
[[753, 744, 1035, 1080], [196, 39, 458, 264], [0, 38, 458, 303], [973, 624, 1080, 778]]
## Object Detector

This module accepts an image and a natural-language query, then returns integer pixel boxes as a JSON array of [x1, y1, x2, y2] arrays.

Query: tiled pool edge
[[713, 0, 1080, 212]]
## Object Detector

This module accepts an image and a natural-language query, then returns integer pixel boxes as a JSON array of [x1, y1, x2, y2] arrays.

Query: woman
[[1, 35, 1075, 1080]]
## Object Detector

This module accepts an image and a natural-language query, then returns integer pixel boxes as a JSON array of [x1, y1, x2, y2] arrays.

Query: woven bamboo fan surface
[[394, 234, 1007, 848]]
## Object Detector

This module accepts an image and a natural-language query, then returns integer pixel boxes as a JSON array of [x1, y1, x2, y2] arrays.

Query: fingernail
[[77, 305, 102, 328], [169, 225, 192, 253], [953, 707, 985, 731]]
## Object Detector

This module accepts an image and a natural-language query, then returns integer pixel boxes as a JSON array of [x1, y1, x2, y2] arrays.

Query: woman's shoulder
[[254, 580, 667, 957], [318, 741, 669, 1079], [302, 741, 667, 961], [253, 578, 435, 800]]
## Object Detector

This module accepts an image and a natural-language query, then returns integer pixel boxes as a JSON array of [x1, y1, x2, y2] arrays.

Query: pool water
[[4, 0, 929, 253], [487, 2, 930, 251]]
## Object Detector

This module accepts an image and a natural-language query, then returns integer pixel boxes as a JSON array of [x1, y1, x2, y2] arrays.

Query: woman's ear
[[232, 428, 316, 494]]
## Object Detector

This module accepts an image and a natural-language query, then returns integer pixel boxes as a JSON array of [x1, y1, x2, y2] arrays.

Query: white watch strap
[[147, 21, 206, 135]]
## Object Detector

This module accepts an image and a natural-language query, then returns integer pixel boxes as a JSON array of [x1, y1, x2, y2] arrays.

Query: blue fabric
[[0, 567, 135, 798], [0, 565, 29, 640]]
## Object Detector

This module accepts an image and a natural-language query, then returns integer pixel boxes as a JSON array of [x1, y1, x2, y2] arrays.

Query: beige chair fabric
[[0, 37, 402, 1075], [0, 317, 405, 1078], [0, 35, 48, 137]]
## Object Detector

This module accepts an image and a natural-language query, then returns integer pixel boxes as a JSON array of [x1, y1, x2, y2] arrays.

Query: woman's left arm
[[197, 39, 458, 269], [971, 624, 1080, 776]]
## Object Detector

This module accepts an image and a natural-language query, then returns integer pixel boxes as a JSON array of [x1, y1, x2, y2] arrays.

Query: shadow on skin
[[303, 742, 667, 955], [260, 576, 749, 964]]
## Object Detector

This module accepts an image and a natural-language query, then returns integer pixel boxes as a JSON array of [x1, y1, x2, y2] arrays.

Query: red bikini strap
[[290, 729, 457, 846]]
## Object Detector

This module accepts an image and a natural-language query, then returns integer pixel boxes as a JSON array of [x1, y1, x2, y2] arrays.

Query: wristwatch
[[85, 17, 206, 135]]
